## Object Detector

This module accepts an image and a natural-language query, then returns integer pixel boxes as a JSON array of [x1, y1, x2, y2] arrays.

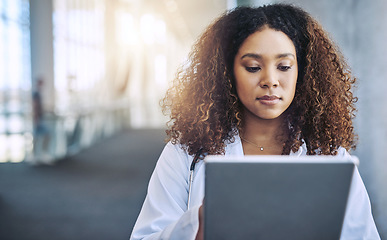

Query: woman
[[130, 4, 380, 239]]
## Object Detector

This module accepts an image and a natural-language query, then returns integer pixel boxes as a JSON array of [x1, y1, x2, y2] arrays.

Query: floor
[[0, 128, 166, 240]]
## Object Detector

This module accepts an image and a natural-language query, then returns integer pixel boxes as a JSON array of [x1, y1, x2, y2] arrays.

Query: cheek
[[288, 81, 298, 101], [286, 73, 298, 92], [235, 77, 253, 98], [235, 81, 246, 98], [234, 69, 248, 94]]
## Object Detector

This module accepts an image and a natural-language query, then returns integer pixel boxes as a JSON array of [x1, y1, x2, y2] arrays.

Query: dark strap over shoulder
[[190, 148, 203, 171]]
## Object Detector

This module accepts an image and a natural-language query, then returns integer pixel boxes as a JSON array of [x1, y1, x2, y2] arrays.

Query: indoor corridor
[[1, 0, 387, 239]]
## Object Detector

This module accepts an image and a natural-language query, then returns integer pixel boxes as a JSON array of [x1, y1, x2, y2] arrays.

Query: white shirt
[[130, 136, 380, 240]]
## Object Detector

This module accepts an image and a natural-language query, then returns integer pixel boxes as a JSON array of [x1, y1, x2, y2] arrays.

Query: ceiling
[[145, 0, 229, 42], [122, 0, 229, 44], [174, 0, 228, 39]]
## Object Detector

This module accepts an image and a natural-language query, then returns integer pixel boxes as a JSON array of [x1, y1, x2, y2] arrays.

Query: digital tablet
[[204, 155, 358, 240]]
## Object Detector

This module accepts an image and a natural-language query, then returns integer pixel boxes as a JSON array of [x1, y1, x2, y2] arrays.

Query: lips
[[256, 95, 281, 105], [257, 95, 279, 100]]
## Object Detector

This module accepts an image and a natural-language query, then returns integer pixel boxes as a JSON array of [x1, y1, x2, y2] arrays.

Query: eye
[[245, 66, 261, 73], [278, 65, 291, 71]]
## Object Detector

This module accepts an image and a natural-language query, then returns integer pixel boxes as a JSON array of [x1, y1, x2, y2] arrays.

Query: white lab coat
[[130, 136, 380, 240]]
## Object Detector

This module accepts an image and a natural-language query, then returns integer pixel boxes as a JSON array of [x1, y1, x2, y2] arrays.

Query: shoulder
[[294, 143, 352, 157], [156, 141, 192, 173], [161, 141, 190, 160], [336, 147, 351, 157]]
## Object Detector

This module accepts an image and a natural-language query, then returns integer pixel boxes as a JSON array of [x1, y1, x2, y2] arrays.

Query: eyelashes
[[245, 66, 261, 73], [278, 65, 291, 71], [245, 65, 292, 73]]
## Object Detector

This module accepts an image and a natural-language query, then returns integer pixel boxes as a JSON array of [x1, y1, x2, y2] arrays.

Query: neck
[[239, 110, 287, 155], [241, 111, 285, 142]]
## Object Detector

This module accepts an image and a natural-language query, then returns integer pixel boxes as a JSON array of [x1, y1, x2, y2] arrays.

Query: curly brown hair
[[161, 4, 357, 156]]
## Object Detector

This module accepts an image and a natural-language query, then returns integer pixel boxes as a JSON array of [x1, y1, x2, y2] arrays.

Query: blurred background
[[0, 0, 386, 239]]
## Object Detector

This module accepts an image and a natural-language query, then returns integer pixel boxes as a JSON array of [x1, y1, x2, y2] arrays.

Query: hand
[[195, 204, 204, 240]]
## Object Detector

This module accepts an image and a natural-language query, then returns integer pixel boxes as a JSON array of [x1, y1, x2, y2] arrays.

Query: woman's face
[[233, 27, 298, 120]]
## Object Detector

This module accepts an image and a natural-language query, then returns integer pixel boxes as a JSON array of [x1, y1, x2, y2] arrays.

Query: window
[[0, 0, 32, 163], [53, 0, 105, 113]]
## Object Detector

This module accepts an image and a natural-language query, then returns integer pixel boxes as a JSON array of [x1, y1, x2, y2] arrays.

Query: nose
[[259, 67, 279, 88]]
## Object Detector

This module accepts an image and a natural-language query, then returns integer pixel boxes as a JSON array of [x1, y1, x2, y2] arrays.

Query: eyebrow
[[241, 53, 296, 60]]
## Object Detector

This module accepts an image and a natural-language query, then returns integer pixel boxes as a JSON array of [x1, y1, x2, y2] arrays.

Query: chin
[[261, 116, 281, 120], [244, 107, 285, 121], [257, 112, 285, 120]]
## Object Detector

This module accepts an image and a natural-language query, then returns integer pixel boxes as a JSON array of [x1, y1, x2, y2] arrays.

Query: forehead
[[237, 27, 296, 57]]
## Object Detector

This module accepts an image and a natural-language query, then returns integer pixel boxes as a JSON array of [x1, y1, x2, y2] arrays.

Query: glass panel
[[7, 114, 24, 133], [0, 0, 31, 163], [0, 135, 7, 163], [8, 134, 25, 163], [53, 0, 105, 113]]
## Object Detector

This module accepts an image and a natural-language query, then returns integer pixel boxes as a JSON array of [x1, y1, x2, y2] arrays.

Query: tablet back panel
[[204, 156, 355, 240]]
